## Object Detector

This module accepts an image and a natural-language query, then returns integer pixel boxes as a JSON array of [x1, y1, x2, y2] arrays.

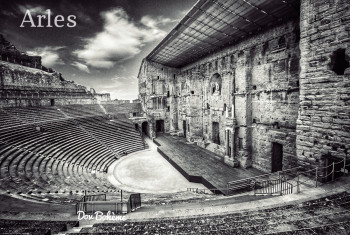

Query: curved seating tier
[[0, 106, 145, 202], [77, 192, 350, 234], [0, 105, 107, 130], [57, 104, 106, 117], [1, 106, 66, 127], [0, 109, 24, 129], [77, 117, 144, 156]]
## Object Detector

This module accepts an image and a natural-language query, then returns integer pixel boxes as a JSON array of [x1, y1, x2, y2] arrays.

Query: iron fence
[[225, 157, 350, 196], [254, 177, 293, 196]]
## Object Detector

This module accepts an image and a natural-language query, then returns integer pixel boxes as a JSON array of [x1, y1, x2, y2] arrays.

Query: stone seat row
[[0, 144, 114, 194], [77, 118, 144, 155], [0, 105, 106, 130], [0, 109, 25, 129], [0, 116, 145, 199], [0, 134, 114, 185], [0, 219, 78, 235], [57, 104, 106, 117], [3, 106, 66, 124], [0, 121, 116, 171], [0, 118, 143, 170]]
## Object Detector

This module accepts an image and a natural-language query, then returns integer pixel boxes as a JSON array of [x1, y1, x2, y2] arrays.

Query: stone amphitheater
[[1, 0, 350, 234]]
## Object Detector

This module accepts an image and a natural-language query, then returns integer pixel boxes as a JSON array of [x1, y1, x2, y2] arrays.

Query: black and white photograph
[[0, 0, 350, 234]]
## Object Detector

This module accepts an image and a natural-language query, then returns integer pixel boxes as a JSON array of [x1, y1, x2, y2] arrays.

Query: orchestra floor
[[108, 137, 208, 194]]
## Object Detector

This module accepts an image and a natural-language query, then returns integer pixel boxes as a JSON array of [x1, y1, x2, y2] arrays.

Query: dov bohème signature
[[77, 211, 127, 221]]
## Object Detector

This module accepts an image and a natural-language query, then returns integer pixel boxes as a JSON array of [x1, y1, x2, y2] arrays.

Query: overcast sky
[[0, 0, 196, 100]]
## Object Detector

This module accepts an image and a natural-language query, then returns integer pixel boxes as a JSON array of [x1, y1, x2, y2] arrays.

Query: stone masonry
[[139, 19, 300, 172], [138, 0, 350, 173], [0, 36, 110, 107], [297, 0, 350, 170]]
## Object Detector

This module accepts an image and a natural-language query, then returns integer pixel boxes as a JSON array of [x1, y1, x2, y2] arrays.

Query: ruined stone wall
[[0, 34, 49, 72], [138, 59, 179, 137], [103, 102, 142, 117], [94, 93, 111, 102], [0, 61, 95, 107], [297, 0, 350, 169], [178, 20, 300, 171], [0, 96, 93, 107], [139, 19, 301, 172], [0, 61, 85, 90], [175, 70, 205, 142]]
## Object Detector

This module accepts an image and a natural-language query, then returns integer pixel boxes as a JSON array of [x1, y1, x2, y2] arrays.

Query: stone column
[[224, 126, 239, 167]]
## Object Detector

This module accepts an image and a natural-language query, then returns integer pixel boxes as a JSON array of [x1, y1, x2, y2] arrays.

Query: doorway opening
[[156, 120, 164, 133], [212, 122, 220, 145], [142, 122, 148, 137], [271, 142, 283, 172], [183, 120, 187, 138], [324, 154, 346, 182]]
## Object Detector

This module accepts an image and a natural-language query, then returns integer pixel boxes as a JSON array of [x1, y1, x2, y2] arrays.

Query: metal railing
[[226, 158, 350, 196], [254, 177, 293, 196], [76, 193, 106, 214], [76, 193, 141, 214], [76, 201, 128, 215]]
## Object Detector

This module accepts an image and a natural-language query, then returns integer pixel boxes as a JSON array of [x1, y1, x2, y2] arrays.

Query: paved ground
[[155, 134, 264, 194], [121, 176, 350, 221], [108, 137, 208, 194]]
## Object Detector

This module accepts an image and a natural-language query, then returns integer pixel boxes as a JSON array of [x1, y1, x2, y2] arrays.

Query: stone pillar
[[231, 129, 235, 159], [224, 127, 239, 168]]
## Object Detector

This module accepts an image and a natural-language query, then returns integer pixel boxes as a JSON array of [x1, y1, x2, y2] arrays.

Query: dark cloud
[[0, 0, 197, 99], [74, 8, 169, 69]]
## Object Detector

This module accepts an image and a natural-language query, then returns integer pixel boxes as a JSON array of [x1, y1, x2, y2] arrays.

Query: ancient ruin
[[138, 0, 350, 173], [0, 34, 111, 107]]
